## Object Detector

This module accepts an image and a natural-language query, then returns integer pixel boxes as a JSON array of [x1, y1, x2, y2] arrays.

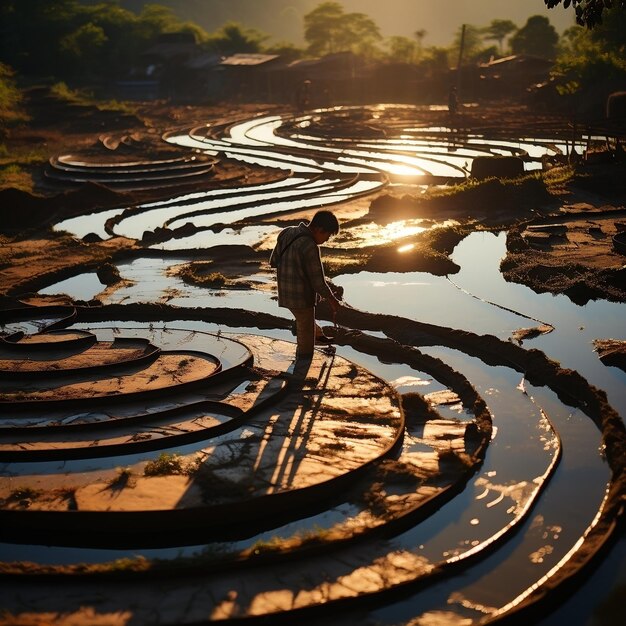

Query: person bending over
[[270, 210, 342, 358]]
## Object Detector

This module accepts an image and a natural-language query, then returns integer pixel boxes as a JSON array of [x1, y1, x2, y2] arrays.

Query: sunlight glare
[[386, 162, 424, 176], [381, 220, 425, 240]]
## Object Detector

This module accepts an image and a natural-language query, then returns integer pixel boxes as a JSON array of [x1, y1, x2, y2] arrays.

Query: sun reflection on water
[[382, 220, 425, 240], [333, 219, 427, 249]]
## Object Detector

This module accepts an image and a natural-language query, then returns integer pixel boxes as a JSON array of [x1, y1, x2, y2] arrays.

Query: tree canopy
[[303, 2, 382, 56], [386, 37, 419, 64], [544, 0, 626, 28], [510, 15, 559, 58], [551, 6, 626, 100], [0, 0, 201, 79], [205, 22, 267, 55], [483, 19, 517, 54]]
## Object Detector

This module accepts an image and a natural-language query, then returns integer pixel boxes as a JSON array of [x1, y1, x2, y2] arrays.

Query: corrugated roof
[[220, 53, 279, 66], [480, 54, 552, 68]]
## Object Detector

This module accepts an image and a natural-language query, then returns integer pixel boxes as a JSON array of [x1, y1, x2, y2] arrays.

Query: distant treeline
[[0, 1, 572, 80], [0, 1, 625, 104]]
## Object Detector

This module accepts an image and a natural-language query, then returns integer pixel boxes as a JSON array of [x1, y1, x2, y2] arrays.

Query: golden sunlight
[[386, 162, 424, 176], [398, 243, 415, 253], [381, 220, 425, 240]]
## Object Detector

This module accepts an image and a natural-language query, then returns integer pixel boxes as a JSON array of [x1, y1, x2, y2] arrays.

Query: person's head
[[308, 210, 339, 244]]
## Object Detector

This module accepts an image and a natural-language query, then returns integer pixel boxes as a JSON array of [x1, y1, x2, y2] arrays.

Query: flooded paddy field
[[0, 104, 624, 626]]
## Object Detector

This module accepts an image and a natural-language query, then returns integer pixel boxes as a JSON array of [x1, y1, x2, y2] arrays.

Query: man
[[448, 86, 458, 116], [270, 210, 342, 358]]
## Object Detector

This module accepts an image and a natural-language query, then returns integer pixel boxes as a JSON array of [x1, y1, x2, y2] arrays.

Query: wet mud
[[1, 100, 625, 625]]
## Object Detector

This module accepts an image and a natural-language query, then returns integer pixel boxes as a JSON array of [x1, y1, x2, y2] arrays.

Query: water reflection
[[368, 350, 609, 625], [55, 209, 123, 240], [40, 230, 626, 422], [337, 231, 626, 416], [25, 107, 625, 622], [40, 272, 103, 301]]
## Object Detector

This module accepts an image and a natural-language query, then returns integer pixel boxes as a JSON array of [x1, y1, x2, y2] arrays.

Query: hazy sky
[[120, 0, 576, 46], [338, 0, 575, 45]]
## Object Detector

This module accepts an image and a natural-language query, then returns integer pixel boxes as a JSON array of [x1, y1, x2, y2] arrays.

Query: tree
[[414, 29, 427, 58], [510, 15, 559, 58], [303, 1, 381, 56], [387, 36, 418, 64], [205, 22, 267, 55], [264, 42, 304, 62], [452, 24, 485, 64], [587, 4, 626, 46], [0, 0, 205, 81], [59, 22, 107, 77], [0, 0, 81, 75], [544, 0, 626, 28], [551, 6, 626, 100], [483, 19, 517, 54], [348, 12, 383, 57], [137, 4, 180, 34], [419, 46, 449, 77]]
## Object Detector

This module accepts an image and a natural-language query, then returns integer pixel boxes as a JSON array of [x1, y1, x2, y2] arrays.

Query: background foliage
[[0, 1, 624, 111]]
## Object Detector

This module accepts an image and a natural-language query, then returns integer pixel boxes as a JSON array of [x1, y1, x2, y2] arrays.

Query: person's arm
[[301, 241, 341, 309]]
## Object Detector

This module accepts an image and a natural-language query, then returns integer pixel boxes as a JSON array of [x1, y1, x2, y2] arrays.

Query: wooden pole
[[456, 24, 466, 98]]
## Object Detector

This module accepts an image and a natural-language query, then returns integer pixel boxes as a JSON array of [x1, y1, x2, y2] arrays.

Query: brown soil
[[1, 93, 625, 304], [0, 95, 624, 626]]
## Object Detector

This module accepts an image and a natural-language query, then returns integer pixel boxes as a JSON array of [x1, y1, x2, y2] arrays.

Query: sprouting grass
[[97, 99, 137, 115], [249, 535, 285, 555], [542, 164, 575, 188], [49, 82, 78, 102], [107, 555, 151, 572], [0, 164, 33, 192], [0, 144, 48, 166], [248, 524, 336, 556], [426, 171, 545, 201], [144, 452, 185, 476], [49, 82, 136, 115], [178, 263, 229, 288], [201, 272, 228, 287]]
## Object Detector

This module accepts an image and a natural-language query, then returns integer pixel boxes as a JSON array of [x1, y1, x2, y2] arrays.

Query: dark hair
[[309, 210, 340, 235]]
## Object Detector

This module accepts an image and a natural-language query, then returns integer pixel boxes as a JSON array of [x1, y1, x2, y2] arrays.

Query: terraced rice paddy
[[1, 105, 624, 626]]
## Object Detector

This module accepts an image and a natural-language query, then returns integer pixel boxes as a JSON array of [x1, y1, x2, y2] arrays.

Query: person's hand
[[329, 282, 344, 300], [328, 295, 341, 325]]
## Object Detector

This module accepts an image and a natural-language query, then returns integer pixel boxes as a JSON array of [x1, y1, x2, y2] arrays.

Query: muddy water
[[370, 351, 610, 624], [44, 229, 621, 412], [337, 231, 626, 415], [31, 232, 625, 622], [29, 108, 625, 623]]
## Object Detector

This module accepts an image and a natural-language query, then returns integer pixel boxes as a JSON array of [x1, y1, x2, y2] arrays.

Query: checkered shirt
[[270, 222, 334, 309]]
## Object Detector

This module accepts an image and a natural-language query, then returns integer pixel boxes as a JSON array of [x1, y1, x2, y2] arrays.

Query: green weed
[[0, 164, 33, 192], [144, 452, 185, 476]]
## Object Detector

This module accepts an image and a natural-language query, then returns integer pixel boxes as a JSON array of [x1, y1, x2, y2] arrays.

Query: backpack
[[270, 233, 310, 269]]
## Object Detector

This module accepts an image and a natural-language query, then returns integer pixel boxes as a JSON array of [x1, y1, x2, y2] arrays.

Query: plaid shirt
[[270, 222, 334, 309]]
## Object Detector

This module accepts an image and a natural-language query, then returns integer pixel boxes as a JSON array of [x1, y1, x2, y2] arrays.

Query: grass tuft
[[144, 452, 185, 476]]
